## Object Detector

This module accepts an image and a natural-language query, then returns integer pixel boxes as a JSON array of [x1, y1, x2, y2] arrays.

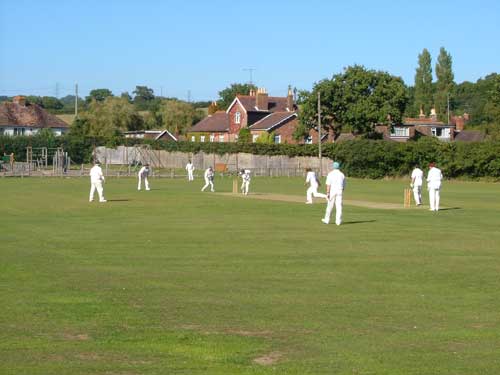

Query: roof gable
[[249, 111, 297, 131]]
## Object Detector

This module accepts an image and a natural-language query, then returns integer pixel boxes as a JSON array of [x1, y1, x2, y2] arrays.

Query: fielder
[[305, 168, 327, 204], [186, 160, 195, 181], [410, 165, 423, 206], [138, 163, 151, 191], [322, 162, 345, 226], [426, 162, 443, 211], [89, 161, 106, 203], [240, 169, 251, 195], [201, 166, 215, 192]]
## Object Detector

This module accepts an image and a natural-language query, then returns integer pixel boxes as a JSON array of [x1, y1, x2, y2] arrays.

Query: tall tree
[[217, 83, 257, 110], [133, 86, 155, 111], [82, 97, 143, 138], [414, 48, 434, 116], [299, 65, 408, 136], [86, 89, 113, 103], [158, 100, 203, 135], [434, 47, 455, 121]]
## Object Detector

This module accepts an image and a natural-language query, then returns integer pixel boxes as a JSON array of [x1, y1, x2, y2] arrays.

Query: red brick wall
[[228, 101, 247, 135]]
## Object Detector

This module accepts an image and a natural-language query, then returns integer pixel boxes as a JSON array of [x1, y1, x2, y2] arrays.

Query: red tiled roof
[[190, 111, 229, 132], [404, 117, 447, 126], [454, 130, 485, 142], [249, 111, 297, 130], [235, 95, 290, 113], [0, 102, 69, 128]]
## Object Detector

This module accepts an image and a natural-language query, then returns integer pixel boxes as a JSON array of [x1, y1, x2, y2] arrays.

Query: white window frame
[[305, 135, 313, 144], [235, 111, 241, 124], [210, 134, 215, 142], [274, 134, 281, 144], [191, 135, 195, 142], [218, 135, 224, 142], [252, 134, 259, 143], [390, 127, 409, 137], [200, 135, 205, 143]]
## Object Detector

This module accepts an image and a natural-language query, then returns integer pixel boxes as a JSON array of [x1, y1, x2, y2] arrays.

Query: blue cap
[[333, 162, 340, 169]]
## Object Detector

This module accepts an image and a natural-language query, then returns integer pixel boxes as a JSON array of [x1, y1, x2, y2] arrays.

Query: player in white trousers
[[410, 165, 423, 206], [186, 160, 195, 181], [89, 161, 106, 203], [201, 166, 215, 192], [305, 168, 327, 204], [240, 169, 251, 195], [427, 162, 443, 211], [138, 164, 151, 191], [322, 162, 345, 225]]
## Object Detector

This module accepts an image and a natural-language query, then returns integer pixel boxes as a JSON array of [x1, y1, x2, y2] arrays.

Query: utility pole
[[75, 83, 78, 117], [243, 68, 256, 85], [318, 91, 322, 177], [447, 92, 450, 124]]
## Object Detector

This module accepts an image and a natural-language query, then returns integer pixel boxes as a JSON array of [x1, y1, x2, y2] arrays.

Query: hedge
[[1, 134, 499, 179]]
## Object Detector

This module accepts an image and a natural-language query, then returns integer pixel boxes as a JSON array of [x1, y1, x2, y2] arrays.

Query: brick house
[[189, 88, 299, 143], [375, 108, 471, 142], [0, 96, 69, 136]]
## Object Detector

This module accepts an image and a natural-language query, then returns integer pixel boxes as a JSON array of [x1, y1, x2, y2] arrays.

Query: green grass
[[1, 176, 500, 374]]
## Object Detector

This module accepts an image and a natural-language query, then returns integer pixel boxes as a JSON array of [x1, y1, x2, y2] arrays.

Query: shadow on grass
[[342, 220, 376, 225], [439, 207, 462, 211], [107, 199, 130, 202]]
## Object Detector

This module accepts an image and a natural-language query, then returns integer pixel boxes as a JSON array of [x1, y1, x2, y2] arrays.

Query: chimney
[[13, 95, 26, 106], [455, 116, 465, 132], [256, 88, 268, 110], [286, 86, 294, 111], [419, 106, 425, 119], [249, 89, 256, 97], [430, 107, 437, 121]]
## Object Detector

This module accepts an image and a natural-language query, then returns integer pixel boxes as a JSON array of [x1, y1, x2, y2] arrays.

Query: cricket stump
[[404, 188, 411, 208], [232, 178, 238, 194]]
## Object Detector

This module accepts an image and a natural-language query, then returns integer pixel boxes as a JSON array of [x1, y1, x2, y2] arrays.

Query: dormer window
[[235, 111, 241, 124]]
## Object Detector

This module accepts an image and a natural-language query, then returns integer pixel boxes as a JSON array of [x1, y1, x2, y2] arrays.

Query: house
[[189, 87, 299, 144], [0, 96, 69, 136], [375, 108, 471, 142], [123, 129, 177, 142]]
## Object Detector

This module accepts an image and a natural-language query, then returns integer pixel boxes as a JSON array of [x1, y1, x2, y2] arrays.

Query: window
[[235, 111, 241, 124], [14, 128, 26, 136], [274, 134, 281, 144], [305, 135, 313, 144], [0, 128, 4, 135], [200, 135, 205, 142], [235, 135, 239, 141], [219, 135, 224, 142], [252, 134, 259, 143], [390, 127, 409, 137], [431, 128, 442, 137], [191, 136, 195, 142], [210, 134, 215, 142]]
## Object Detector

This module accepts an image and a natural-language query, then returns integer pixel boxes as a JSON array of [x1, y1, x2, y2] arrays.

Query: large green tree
[[158, 100, 203, 135], [133, 86, 155, 111], [434, 47, 455, 121], [414, 48, 434, 116], [217, 83, 257, 110], [299, 65, 408, 136], [82, 97, 143, 138]]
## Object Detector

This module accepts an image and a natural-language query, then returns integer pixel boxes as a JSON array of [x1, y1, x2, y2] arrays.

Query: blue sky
[[1, 0, 499, 101]]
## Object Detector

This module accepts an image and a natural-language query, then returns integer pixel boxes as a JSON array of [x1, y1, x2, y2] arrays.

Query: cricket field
[[1, 176, 500, 374]]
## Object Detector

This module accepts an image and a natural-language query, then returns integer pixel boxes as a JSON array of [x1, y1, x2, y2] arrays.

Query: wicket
[[404, 188, 412, 208], [232, 178, 238, 193]]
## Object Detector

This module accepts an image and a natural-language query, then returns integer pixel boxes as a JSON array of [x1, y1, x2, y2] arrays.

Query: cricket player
[[186, 160, 195, 181], [322, 162, 345, 225], [89, 161, 106, 202], [410, 165, 424, 206], [240, 169, 251, 195], [201, 166, 215, 192], [138, 163, 151, 191], [305, 168, 327, 204], [426, 162, 443, 211]]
